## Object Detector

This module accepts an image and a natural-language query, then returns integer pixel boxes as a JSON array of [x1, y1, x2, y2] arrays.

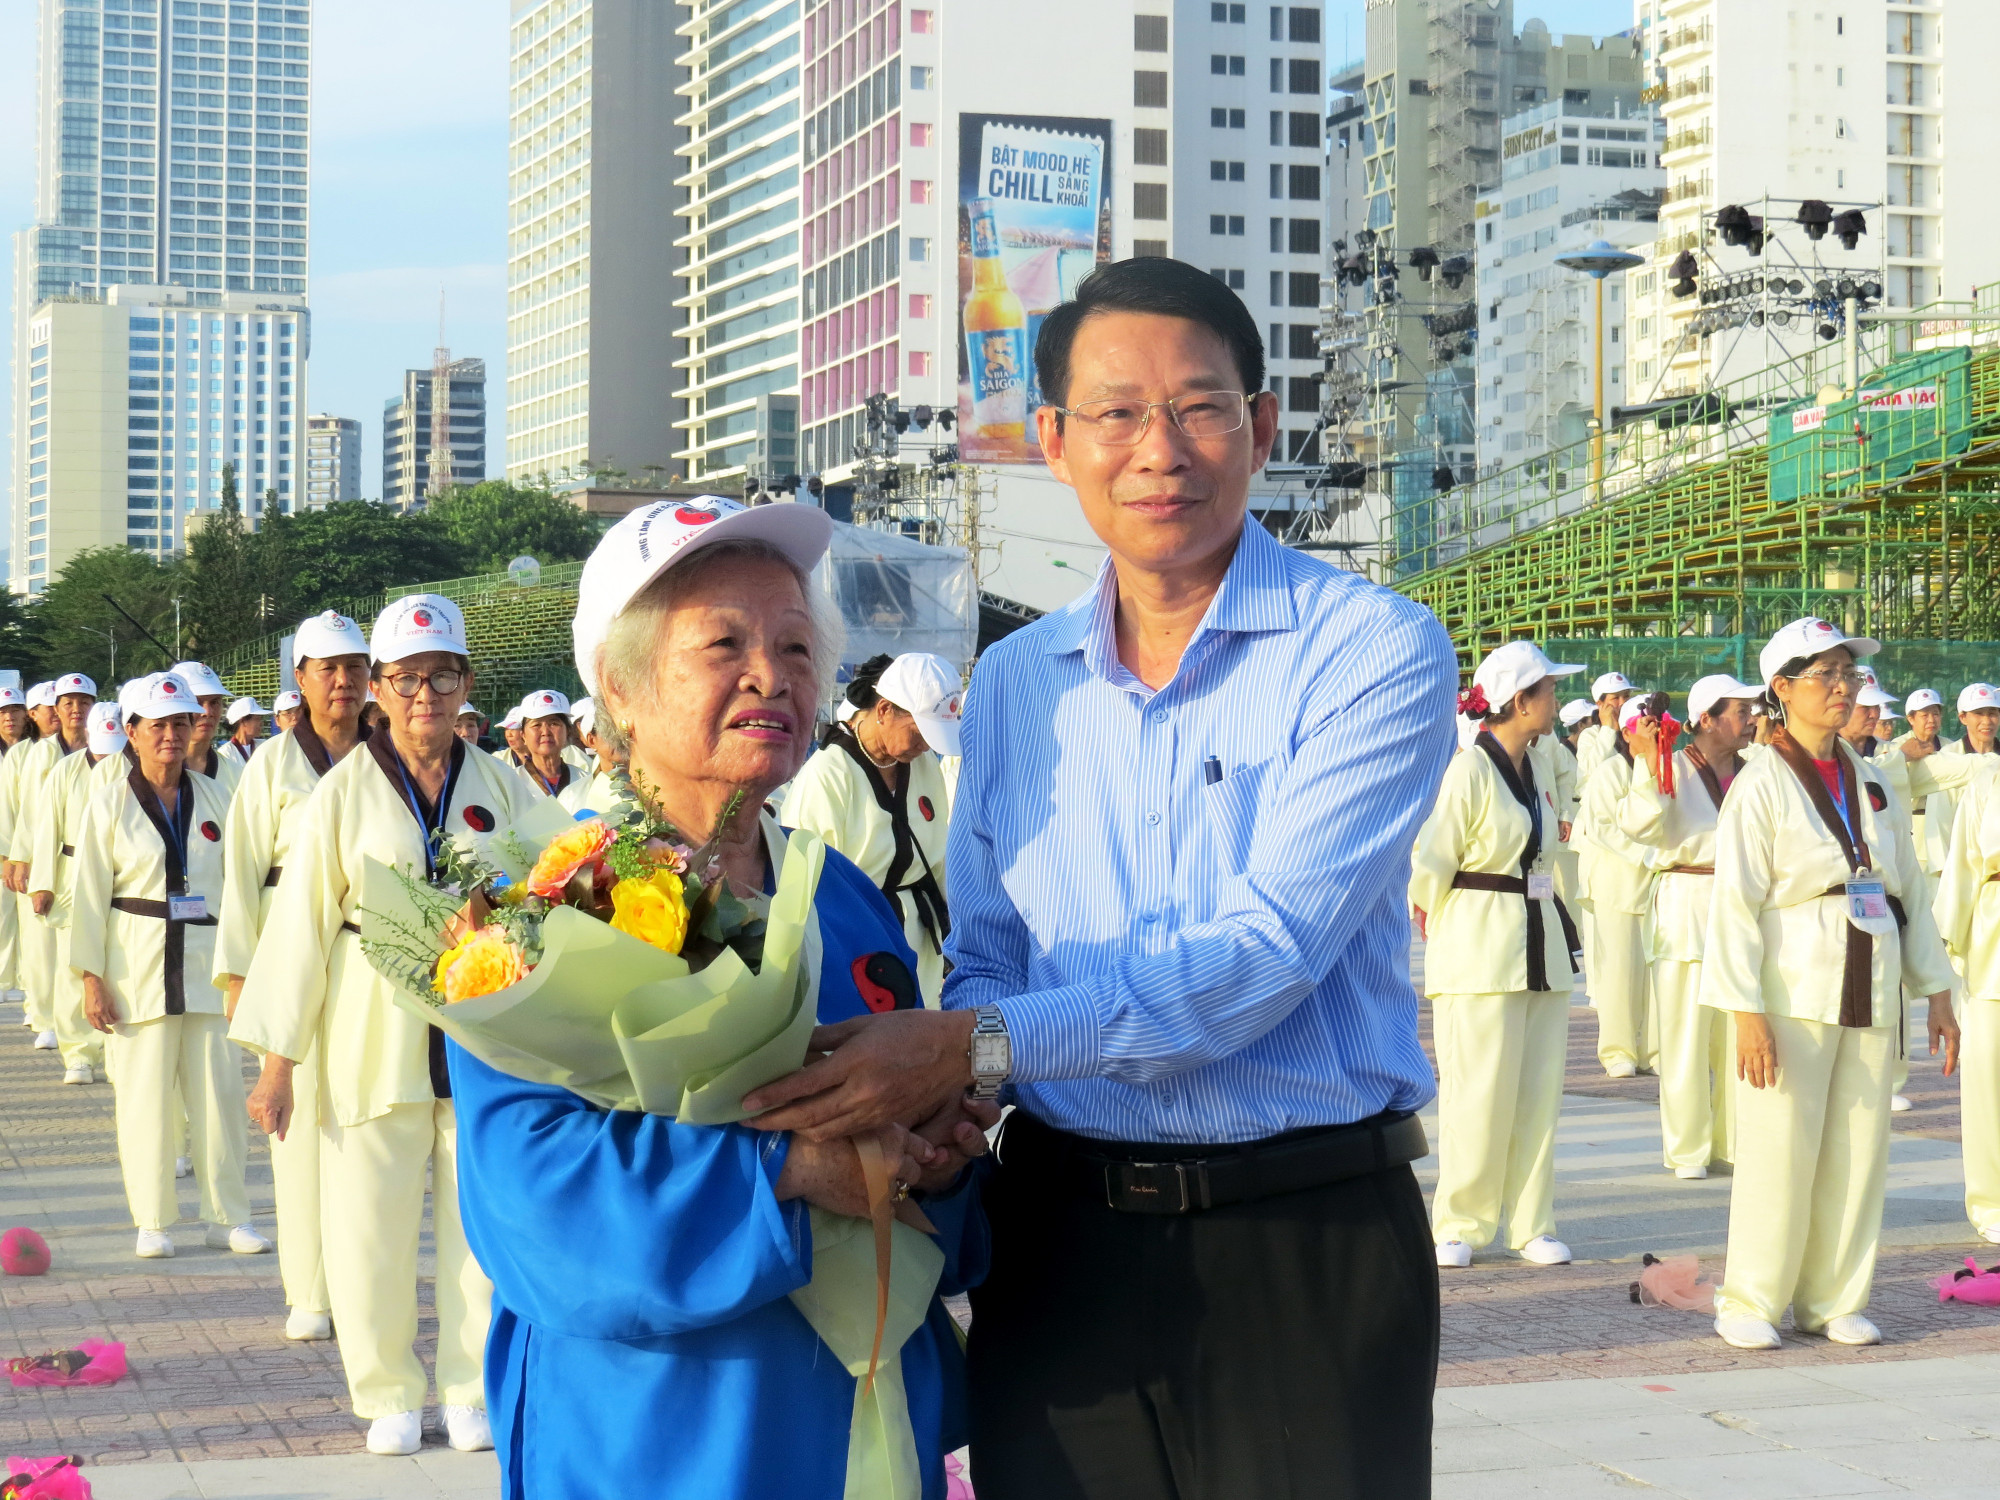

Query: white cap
[[1856, 684, 1898, 710], [1558, 698, 1596, 729], [1687, 673, 1765, 722], [25, 682, 56, 710], [1758, 616, 1881, 686], [86, 702, 127, 756], [571, 495, 834, 695], [127, 671, 198, 721], [0, 686, 23, 709], [1472, 641, 1585, 718], [294, 609, 369, 666], [501, 707, 524, 730], [1905, 688, 1944, 713], [1591, 671, 1635, 700], [371, 593, 469, 664], [873, 653, 965, 756], [834, 698, 860, 724], [1878, 707, 1901, 721], [170, 661, 227, 698], [520, 688, 571, 721], [226, 696, 267, 725], [1617, 697, 1654, 732], [1957, 682, 2000, 714], [457, 703, 483, 721], [571, 697, 596, 737], [272, 689, 302, 713], [52, 672, 97, 700]]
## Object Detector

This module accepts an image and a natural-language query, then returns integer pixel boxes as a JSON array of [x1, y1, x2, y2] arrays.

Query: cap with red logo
[[294, 609, 369, 667], [874, 652, 967, 758], [170, 660, 228, 699], [0, 685, 23, 710], [1957, 682, 2000, 714], [86, 701, 128, 756], [127, 671, 198, 721], [1905, 688, 1944, 714], [520, 689, 571, 722], [25, 682, 56, 710], [572, 494, 834, 695], [272, 689, 303, 713], [53, 672, 97, 700], [371, 593, 469, 664], [1757, 617, 1881, 687]]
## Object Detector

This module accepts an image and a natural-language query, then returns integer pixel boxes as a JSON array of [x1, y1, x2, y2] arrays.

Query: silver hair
[[592, 537, 844, 761]]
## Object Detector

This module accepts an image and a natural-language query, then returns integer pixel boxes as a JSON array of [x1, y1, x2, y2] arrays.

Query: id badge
[[1845, 878, 1889, 922], [167, 894, 208, 922], [1527, 873, 1555, 901]]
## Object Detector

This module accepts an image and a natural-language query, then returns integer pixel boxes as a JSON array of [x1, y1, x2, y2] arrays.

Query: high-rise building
[[14, 285, 307, 589], [505, 0, 687, 484], [383, 360, 487, 511], [671, 0, 803, 482], [303, 412, 359, 507]]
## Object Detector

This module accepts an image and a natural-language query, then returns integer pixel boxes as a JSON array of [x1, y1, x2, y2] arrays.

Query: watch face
[[972, 1035, 1010, 1073]]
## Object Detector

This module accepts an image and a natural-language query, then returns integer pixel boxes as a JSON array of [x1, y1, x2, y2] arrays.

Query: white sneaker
[[1890, 1094, 1913, 1113], [284, 1309, 333, 1341], [1604, 1058, 1637, 1079], [1715, 1313, 1782, 1349], [135, 1229, 174, 1259], [1978, 1224, 2000, 1246], [207, 1223, 273, 1255], [1434, 1239, 1472, 1269], [365, 1411, 422, 1457], [1518, 1235, 1572, 1266], [174, 1156, 191, 1179], [1823, 1313, 1882, 1346], [1674, 1165, 1710, 1180], [32, 1030, 57, 1050], [443, 1404, 492, 1453], [61, 1064, 92, 1085]]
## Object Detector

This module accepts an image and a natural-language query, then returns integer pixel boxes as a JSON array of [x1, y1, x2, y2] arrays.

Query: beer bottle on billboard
[[963, 199, 1029, 441]]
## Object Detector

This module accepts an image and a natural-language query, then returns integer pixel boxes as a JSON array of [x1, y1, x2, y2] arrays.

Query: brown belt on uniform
[[1665, 864, 1715, 876], [109, 896, 217, 925], [1451, 871, 1527, 895], [263, 866, 282, 887], [340, 919, 360, 936], [59, 844, 74, 858]]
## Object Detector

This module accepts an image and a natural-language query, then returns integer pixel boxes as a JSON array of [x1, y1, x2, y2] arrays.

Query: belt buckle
[[1105, 1160, 1190, 1214]]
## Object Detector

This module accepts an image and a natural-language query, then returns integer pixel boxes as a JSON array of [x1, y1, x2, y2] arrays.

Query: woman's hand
[[1901, 736, 1937, 762], [1629, 716, 1661, 776], [775, 1125, 935, 1219], [223, 976, 244, 1022], [82, 974, 120, 1034], [1928, 990, 1961, 1076], [2, 862, 27, 896], [247, 1054, 297, 1140], [1736, 1011, 1778, 1089], [910, 1096, 1002, 1194], [29, 891, 52, 918], [1412, 906, 1428, 941], [1558, 820, 1573, 843]]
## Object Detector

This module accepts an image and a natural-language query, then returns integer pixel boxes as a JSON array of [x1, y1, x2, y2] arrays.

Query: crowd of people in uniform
[[1417, 617, 2000, 1351], [0, 598, 968, 1458]]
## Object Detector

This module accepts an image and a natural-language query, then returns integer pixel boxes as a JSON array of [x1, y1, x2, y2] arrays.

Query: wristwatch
[[969, 1005, 1011, 1100]]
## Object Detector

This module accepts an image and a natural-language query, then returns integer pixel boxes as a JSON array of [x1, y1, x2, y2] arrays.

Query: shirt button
[[1151, 708, 1168, 724], [1146, 811, 1161, 826]]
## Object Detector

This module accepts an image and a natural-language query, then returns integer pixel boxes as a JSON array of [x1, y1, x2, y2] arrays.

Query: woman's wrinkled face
[[520, 715, 569, 764], [867, 700, 932, 762], [130, 712, 193, 773], [374, 652, 472, 746], [630, 555, 819, 797]]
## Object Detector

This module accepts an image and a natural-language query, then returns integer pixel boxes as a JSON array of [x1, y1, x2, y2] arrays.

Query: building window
[[1288, 6, 1320, 43], [1288, 376, 1318, 412], [908, 237, 932, 262], [1133, 240, 1169, 258], [1134, 183, 1169, 220], [1210, 107, 1246, 129], [910, 294, 932, 319], [1288, 325, 1316, 360], [1210, 214, 1246, 236], [1135, 71, 1169, 108], [1210, 159, 1245, 181], [1212, 54, 1245, 76], [1211, 267, 1246, 289], [1289, 111, 1320, 148], [911, 9, 934, 33], [1288, 218, 1319, 254], [1134, 128, 1169, 166], [1288, 271, 1318, 307], [1288, 58, 1320, 95], [908, 351, 931, 377], [910, 179, 934, 204], [1288, 164, 1320, 200], [910, 66, 934, 90], [1269, 162, 1284, 197], [1136, 14, 1169, 50], [910, 122, 932, 148], [1212, 1, 1246, 18]]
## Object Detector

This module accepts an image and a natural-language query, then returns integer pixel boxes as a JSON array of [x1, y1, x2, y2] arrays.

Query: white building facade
[[303, 412, 358, 508], [383, 360, 487, 511]]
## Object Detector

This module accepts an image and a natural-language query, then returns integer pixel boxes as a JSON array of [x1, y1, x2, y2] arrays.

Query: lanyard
[[1822, 760, 1859, 847], [392, 749, 462, 879]]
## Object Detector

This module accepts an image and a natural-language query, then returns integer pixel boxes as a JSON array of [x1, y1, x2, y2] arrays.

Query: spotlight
[[1818, 322, 1840, 341], [910, 404, 935, 431], [1772, 310, 1793, 328], [1669, 249, 1699, 298], [1409, 246, 1440, 280], [1861, 280, 1884, 300], [1750, 310, 1765, 327], [1836, 277, 1858, 299], [1440, 255, 1470, 290], [1797, 199, 1832, 239], [1716, 204, 1752, 246], [1814, 278, 1834, 298], [1431, 464, 1456, 492], [1831, 209, 1867, 250]]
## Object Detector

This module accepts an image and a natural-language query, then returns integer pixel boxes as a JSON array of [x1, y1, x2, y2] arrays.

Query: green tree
[[0, 588, 49, 684], [281, 501, 464, 609], [426, 480, 602, 574], [33, 546, 181, 683], [179, 467, 260, 658]]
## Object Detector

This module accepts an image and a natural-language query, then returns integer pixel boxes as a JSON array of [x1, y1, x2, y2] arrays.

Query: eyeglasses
[[1785, 668, 1864, 691], [379, 669, 465, 699], [1055, 390, 1250, 446]]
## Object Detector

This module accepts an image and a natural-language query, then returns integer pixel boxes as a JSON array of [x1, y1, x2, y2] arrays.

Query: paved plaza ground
[[0, 990, 1996, 1498]]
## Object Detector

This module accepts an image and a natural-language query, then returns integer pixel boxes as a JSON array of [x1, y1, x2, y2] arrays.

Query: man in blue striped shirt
[[746, 257, 1458, 1498]]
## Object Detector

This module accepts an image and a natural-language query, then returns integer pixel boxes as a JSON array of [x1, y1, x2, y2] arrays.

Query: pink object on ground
[[5, 1341, 126, 1389], [1633, 1255, 1718, 1313], [0, 1228, 49, 1277], [1934, 1257, 2000, 1306], [1, 1455, 91, 1499], [944, 1451, 975, 1499]]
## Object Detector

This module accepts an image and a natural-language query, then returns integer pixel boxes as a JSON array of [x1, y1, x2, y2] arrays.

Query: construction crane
[[428, 290, 456, 500]]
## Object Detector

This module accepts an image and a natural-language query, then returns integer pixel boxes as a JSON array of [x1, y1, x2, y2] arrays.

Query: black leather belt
[[60, 844, 74, 858], [110, 896, 217, 926], [1006, 1108, 1429, 1216], [340, 919, 360, 936], [263, 866, 282, 887]]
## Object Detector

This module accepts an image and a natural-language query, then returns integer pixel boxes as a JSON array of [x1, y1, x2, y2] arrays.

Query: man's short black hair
[[1034, 257, 1267, 413]]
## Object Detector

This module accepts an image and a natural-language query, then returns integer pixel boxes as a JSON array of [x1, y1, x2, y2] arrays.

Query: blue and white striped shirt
[[941, 518, 1459, 1144]]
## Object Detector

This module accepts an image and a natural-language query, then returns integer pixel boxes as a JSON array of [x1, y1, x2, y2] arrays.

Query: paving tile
[[1430, 1422, 1578, 1474], [1507, 1407, 1775, 1464], [1814, 1438, 2000, 1490], [1615, 1449, 1906, 1497]]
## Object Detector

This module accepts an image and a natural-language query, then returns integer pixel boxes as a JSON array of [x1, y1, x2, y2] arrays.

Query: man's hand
[[743, 1008, 980, 1141], [82, 974, 120, 1034], [247, 1054, 297, 1140], [29, 891, 52, 918], [1928, 990, 1961, 1076], [1736, 1010, 1777, 1089], [909, 1095, 1002, 1194], [774, 1125, 935, 1218]]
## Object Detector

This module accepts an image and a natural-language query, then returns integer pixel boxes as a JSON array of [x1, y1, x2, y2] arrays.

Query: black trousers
[[967, 1113, 1439, 1500]]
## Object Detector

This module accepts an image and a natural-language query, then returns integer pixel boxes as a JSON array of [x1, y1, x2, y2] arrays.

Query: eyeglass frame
[[1782, 667, 1866, 691], [376, 668, 467, 699], [1050, 388, 1262, 446]]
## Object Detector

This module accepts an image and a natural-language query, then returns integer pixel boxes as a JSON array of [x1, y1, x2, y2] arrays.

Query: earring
[[618, 720, 633, 736]]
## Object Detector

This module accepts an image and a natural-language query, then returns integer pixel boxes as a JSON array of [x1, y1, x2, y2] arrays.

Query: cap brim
[[913, 711, 963, 758], [1842, 635, 1883, 657], [1548, 662, 1586, 678]]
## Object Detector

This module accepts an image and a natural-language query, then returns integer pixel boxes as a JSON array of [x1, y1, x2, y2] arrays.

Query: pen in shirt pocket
[[1203, 755, 1223, 785]]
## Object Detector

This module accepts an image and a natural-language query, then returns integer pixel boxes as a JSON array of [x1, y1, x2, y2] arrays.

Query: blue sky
[[2, 0, 1634, 507]]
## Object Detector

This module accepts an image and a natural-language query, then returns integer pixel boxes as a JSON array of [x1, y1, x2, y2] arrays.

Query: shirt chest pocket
[[1202, 759, 1268, 874]]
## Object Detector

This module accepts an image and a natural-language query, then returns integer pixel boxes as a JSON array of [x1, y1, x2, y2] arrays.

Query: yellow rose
[[527, 819, 615, 899], [609, 868, 689, 955], [436, 928, 531, 1002]]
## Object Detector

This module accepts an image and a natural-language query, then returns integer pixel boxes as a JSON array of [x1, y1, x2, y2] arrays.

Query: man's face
[[1037, 311, 1277, 579]]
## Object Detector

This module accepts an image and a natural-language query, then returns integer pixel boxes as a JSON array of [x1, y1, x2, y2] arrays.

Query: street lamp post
[[1555, 239, 1646, 501]]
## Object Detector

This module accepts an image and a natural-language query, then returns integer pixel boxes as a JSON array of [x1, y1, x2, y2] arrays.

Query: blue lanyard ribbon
[[392, 749, 462, 879]]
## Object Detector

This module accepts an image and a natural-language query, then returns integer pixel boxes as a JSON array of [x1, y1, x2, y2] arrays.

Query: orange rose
[[435, 928, 531, 1002], [527, 819, 615, 899], [609, 868, 690, 955]]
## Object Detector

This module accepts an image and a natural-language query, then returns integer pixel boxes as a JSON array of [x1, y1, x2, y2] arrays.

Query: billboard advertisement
[[956, 113, 1113, 464]]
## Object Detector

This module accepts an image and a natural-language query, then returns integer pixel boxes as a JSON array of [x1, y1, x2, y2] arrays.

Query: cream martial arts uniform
[[68, 765, 250, 1234], [28, 748, 126, 1073], [213, 723, 358, 1321], [1579, 749, 1658, 1073], [782, 733, 953, 1006], [1931, 763, 2000, 1240], [0, 740, 31, 998], [1574, 720, 1616, 786], [556, 769, 621, 816], [518, 756, 584, 805], [1621, 747, 1737, 1170], [9, 736, 79, 1032], [1411, 736, 1577, 1252], [1536, 735, 1582, 910], [1701, 738, 1954, 1331], [186, 743, 245, 803], [230, 737, 544, 1420]]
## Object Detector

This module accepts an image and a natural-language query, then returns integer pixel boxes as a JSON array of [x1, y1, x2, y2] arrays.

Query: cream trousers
[[1962, 999, 2000, 1238], [0, 876, 17, 992], [273, 1038, 329, 1314], [51, 926, 105, 1074], [1715, 1017, 1893, 1330], [105, 1012, 251, 1232], [18, 904, 55, 1031], [1589, 905, 1655, 1073], [1430, 989, 1569, 1250], [1653, 960, 1734, 1170], [319, 1099, 489, 1419]]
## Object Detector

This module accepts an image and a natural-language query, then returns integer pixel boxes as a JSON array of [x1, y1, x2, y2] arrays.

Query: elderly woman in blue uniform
[[447, 496, 995, 1500]]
